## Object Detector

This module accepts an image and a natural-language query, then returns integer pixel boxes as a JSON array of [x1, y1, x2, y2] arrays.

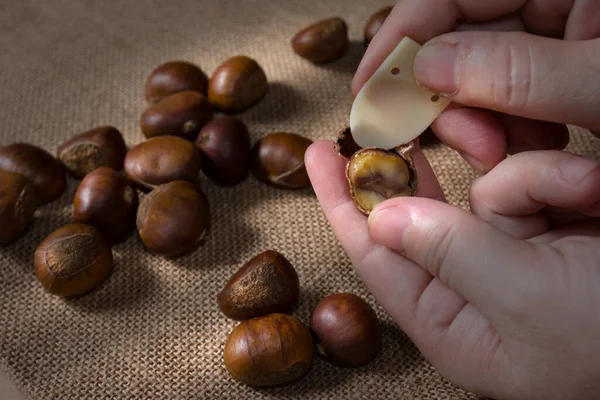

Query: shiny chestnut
[[364, 6, 393, 46], [0, 170, 38, 246], [145, 60, 209, 104], [292, 17, 349, 63]]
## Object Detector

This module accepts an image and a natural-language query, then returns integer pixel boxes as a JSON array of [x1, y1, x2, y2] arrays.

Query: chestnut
[[217, 250, 299, 320], [57, 126, 127, 178], [73, 167, 138, 245], [124, 135, 201, 191], [364, 6, 393, 46], [291, 17, 349, 63], [250, 132, 313, 189], [145, 60, 209, 104], [0, 170, 38, 246], [0, 143, 66, 204], [223, 313, 314, 387], [136, 180, 210, 257], [34, 223, 113, 297], [194, 117, 250, 186], [208, 56, 268, 113], [310, 293, 381, 367], [141, 90, 213, 140]]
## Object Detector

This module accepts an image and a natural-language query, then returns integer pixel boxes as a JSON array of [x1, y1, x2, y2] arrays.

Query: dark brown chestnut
[[57, 126, 127, 178], [194, 117, 250, 186], [208, 56, 268, 113], [0, 143, 66, 204], [250, 132, 313, 189], [34, 223, 113, 297], [291, 17, 349, 63], [136, 180, 210, 257], [124, 135, 201, 191], [73, 167, 138, 245], [217, 250, 300, 320], [364, 6, 393, 46], [310, 293, 382, 367], [0, 170, 38, 246], [223, 313, 314, 387], [140, 90, 213, 140], [145, 60, 209, 104]]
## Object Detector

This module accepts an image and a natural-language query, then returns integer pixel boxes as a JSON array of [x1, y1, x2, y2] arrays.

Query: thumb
[[413, 31, 600, 132], [367, 197, 541, 317]]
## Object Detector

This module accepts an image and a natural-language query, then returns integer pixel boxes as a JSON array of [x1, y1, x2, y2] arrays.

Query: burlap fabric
[[1, 1, 599, 399]]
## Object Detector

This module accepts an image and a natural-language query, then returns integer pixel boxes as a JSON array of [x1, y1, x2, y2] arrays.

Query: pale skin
[[305, 1, 600, 399]]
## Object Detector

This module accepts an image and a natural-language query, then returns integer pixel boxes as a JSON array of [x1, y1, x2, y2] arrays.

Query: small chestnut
[[310, 293, 381, 367], [145, 60, 209, 104], [223, 313, 314, 387], [0, 143, 66, 204], [124, 135, 201, 191], [141, 90, 213, 140], [57, 126, 127, 179], [73, 167, 138, 245], [250, 132, 313, 189], [0, 170, 38, 246], [34, 223, 113, 297], [217, 250, 300, 320], [208, 56, 268, 113], [136, 180, 210, 257], [291, 17, 349, 63], [194, 117, 250, 186], [364, 6, 393, 46]]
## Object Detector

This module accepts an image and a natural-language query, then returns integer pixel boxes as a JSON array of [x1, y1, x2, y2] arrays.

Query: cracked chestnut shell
[[73, 167, 138, 245], [145, 60, 209, 104], [310, 293, 381, 367], [292, 17, 349, 63], [57, 126, 127, 178], [223, 313, 314, 387], [250, 132, 313, 189], [141, 91, 213, 140], [364, 6, 393, 46], [336, 125, 417, 215], [217, 250, 300, 320], [34, 223, 113, 297], [0, 143, 66, 204], [0, 170, 38, 246]]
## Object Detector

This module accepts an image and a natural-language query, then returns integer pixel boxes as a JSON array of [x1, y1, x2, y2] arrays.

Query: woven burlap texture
[[1, 1, 599, 399]]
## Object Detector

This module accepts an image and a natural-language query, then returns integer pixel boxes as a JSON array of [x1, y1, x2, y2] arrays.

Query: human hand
[[354, 0, 600, 173], [305, 141, 600, 400]]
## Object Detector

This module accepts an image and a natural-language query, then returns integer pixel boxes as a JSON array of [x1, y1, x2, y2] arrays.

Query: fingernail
[[560, 156, 599, 187], [414, 43, 459, 95], [458, 151, 485, 173], [368, 205, 413, 254]]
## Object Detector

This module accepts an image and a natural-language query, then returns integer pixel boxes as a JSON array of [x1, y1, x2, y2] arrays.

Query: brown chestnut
[[145, 60, 209, 104], [34, 223, 113, 297], [217, 250, 299, 320], [124, 135, 201, 191], [0, 170, 38, 246], [141, 90, 213, 140], [310, 293, 381, 367], [291, 17, 348, 63], [73, 167, 138, 245], [223, 313, 314, 387], [208, 56, 268, 113], [0, 143, 66, 204], [57, 126, 127, 178], [194, 117, 250, 186], [136, 180, 210, 257], [250, 132, 313, 189], [364, 6, 393, 46]]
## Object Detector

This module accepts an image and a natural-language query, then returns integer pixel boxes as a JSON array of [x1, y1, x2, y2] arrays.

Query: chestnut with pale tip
[[0, 170, 38, 246], [145, 60, 209, 104]]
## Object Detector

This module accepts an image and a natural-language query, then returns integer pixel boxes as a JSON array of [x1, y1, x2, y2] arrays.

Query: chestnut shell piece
[[291, 17, 349, 63], [145, 60, 209, 104], [0, 170, 38, 246]]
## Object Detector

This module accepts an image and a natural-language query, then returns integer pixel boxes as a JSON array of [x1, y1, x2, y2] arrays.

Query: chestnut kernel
[[208, 56, 268, 113], [194, 117, 250, 186], [34, 223, 113, 297], [292, 17, 349, 63], [73, 167, 138, 245], [0, 170, 38, 246], [57, 126, 127, 178], [217, 250, 300, 320], [310, 293, 381, 367], [250, 132, 313, 189], [141, 90, 213, 140], [136, 180, 210, 257], [124, 135, 201, 191], [145, 60, 209, 104], [223, 313, 314, 387], [0, 143, 66, 204], [364, 6, 393, 46]]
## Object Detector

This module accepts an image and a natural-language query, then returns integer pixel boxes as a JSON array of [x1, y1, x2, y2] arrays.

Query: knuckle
[[490, 37, 535, 110], [420, 222, 461, 282]]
